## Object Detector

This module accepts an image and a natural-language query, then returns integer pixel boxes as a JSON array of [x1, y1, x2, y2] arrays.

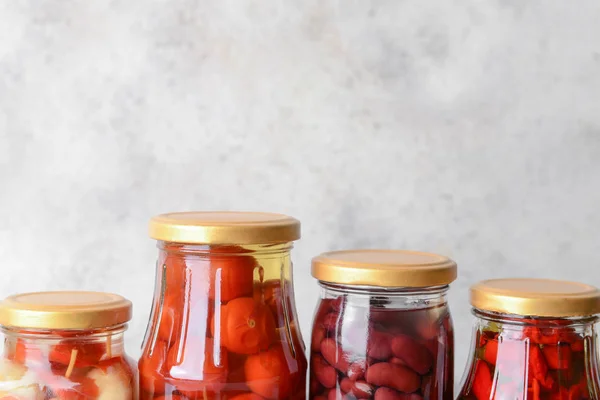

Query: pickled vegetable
[[0, 331, 136, 400], [309, 296, 453, 400], [457, 318, 594, 400], [139, 245, 306, 400]]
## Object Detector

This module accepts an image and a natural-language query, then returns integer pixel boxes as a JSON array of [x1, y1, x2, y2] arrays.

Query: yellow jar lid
[[311, 249, 457, 288], [149, 211, 300, 245], [0, 291, 132, 330], [470, 278, 600, 317]]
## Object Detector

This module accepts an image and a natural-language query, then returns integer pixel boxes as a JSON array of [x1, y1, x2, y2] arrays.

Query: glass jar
[[139, 211, 307, 400], [309, 250, 457, 400], [0, 291, 137, 399], [457, 278, 600, 400]]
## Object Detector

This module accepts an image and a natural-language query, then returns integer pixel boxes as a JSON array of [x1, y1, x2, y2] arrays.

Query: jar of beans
[[139, 212, 307, 400], [457, 278, 600, 400], [309, 250, 457, 400], [0, 291, 137, 399]]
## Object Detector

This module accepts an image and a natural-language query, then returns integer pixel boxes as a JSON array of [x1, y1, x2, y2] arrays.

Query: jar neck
[[473, 308, 600, 330], [318, 282, 449, 310], [2, 324, 127, 355], [158, 241, 294, 257], [156, 241, 295, 290]]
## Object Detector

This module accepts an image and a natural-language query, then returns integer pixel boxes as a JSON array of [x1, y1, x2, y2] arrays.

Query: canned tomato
[[139, 211, 307, 400]]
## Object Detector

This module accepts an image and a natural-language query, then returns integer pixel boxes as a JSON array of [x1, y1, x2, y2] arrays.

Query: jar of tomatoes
[[309, 250, 457, 400], [0, 291, 137, 399], [457, 278, 600, 400], [139, 211, 307, 400]]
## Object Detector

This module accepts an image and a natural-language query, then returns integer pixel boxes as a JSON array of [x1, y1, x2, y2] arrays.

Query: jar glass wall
[[309, 250, 457, 400]]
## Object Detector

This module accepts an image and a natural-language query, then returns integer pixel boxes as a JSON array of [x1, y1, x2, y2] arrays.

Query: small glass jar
[[139, 211, 307, 400], [309, 250, 457, 400], [457, 278, 600, 400], [0, 291, 137, 399]]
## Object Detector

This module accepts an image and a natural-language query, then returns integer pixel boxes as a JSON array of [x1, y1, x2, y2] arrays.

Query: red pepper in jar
[[456, 278, 600, 400]]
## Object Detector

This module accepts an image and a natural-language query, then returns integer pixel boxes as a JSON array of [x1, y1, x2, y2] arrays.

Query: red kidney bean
[[391, 334, 433, 375], [390, 357, 407, 366], [367, 331, 393, 360], [311, 377, 324, 396], [374, 388, 400, 400], [312, 354, 337, 388], [340, 377, 353, 393], [329, 297, 344, 312], [347, 361, 366, 381], [374, 387, 424, 400], [323, 313, 341, 332], [321, 338, 350, 372], [352, 380, 374, 398], [365, 362, 420, 393], [328, 387, 345, 400], [312, 326, 326, 352]]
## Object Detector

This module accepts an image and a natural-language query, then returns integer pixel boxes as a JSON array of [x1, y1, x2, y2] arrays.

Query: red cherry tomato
[[212, 297, 276, 354]]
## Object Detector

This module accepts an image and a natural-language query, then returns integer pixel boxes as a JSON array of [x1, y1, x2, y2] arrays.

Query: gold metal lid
[[470, 278, 600, 317], [0, 291, 132, 330], [311, 249, 457, 288], [149, 211, 300, 244]]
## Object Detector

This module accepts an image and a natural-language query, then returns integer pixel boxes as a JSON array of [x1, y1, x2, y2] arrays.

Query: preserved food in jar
[[309, 249, 457, 400], [0, 291, 137, 399], [139, 211, 306, 400], [457, 278, 600, 400]]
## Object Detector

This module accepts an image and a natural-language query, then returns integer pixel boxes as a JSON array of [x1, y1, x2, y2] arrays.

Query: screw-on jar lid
[[0, 291, 132, 330], [470, 278, 600, 317], [311, 249, 457, 288], [149, 211, 300, 245]]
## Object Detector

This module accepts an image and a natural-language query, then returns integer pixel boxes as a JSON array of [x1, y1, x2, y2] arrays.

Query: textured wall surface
[[1, 0, 600, 387]]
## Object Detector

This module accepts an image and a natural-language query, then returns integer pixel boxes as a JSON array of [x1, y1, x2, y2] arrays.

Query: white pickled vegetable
[[87, 364, 131, 400], [0, 383, 44, 400], [0, 358, 27, 381], [0, 358, 45, 399]]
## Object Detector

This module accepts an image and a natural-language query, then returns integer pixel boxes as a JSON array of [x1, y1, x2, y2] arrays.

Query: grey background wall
[[1, 0, 599, 387]]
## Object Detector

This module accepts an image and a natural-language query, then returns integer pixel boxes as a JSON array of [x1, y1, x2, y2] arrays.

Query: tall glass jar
[[139, 211, 307, 400], [457, 278, 600, 400], [309, 250, 457, 400], [0, 291, 137, 399]]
